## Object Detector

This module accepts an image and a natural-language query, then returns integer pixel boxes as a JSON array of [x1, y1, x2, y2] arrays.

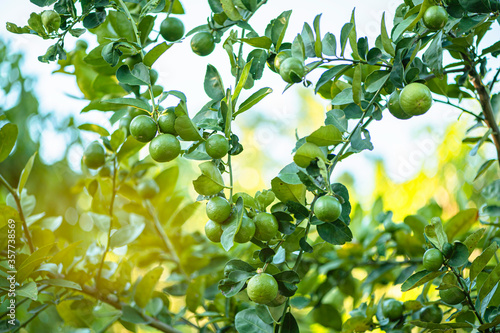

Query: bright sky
[[1, 1, 498, 197]]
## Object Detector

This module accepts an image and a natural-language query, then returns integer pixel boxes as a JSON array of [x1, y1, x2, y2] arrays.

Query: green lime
[[160, 17, 185, 42], [41, 10, 61, 33], [206, 134, 229, 159], [234, 216, 256, 243], [137, 179, 160, 199], [191, 32, 215, 56], [83, 141, 105, 169], [246, 273, 278, 304], [439, 273, 465, 305], [205, 220, 223, 243], [279, 57, 305, 83], [158, 108, 177, 135], [388, 90, 412, 120], [293, 142, 326, 168], [382, 299, 404, 321], [130, 115, 157, 142], [253, 212, 279, 242], [399, 83, 432, 116], [98, 165, 112, 178], [420, 305, 443, 323], [149, 134, 181, 162], [274, 50, 292, 72], [423, 6, 448, 30], [314, 196, 342, 222], [206, 196, 231, 224], [423, 248, 444, 271]]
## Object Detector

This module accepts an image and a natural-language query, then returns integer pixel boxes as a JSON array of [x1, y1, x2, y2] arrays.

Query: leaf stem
[[0, 173, 34, 253], [433, 98, 484, 121]]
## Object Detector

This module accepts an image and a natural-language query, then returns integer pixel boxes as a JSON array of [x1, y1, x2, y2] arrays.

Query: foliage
[[1, 0, 500, 332]]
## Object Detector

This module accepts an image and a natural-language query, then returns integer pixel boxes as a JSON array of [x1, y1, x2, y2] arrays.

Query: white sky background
[[1, 0, 498, 197]]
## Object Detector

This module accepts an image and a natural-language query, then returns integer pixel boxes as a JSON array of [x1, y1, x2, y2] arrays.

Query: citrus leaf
[[134, 267, 164, 308], [401, 270, 444, 292], [235, 308, 273, 333], [18, 153, 37, 196], [109, 219, 145, 248], [0, 124, 18, 163], [144, 42, 171, 67], [317, 220, 353, 245], [104, 98, 151, 112], [470, 242, 499, 283], [306, 125, 343, 146], [380, 12, 395, 56], [221, 197, 244, 251], [235, 87, 273, 116], [444, 208, 479, 240], [204, 64, 225, 101], [424, 217, 448, 250], [78, 123, 110, 137], [116, 63, 151, 86], [192, 161, 225, 196], [39, 278, 82, 290]]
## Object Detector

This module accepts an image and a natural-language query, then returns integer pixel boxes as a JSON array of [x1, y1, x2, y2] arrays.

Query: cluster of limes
[[204, 196, 279, 244], [387, 83, 433, 120], [382, 298, 443, 324], [269, 49, 306, 83]]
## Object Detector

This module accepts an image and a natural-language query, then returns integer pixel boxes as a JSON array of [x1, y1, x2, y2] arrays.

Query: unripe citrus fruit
[[314, 196, 342, 222], [382, 299, 404, 321], [388, 90, 412, 120], [130, 115, 157, 142], [158, 108, 177, 135], [206, 197, 231, 224], [149, 134, 181, 162], [205, 220, 223, 243], [83, 141, 105, 169], [279, 57, 305, 83], [137, 179, 160, 199], [246, 273, 278, 304], [253, 212, 279, 241], [160, 17, 185, 42], [41, 10, 61, 33], [234, 216, 256, 243], [399, 83, 432, 116], [439, 273, 466, 305], [423, 248, 444, 271], [423, 6, 448, 30], [274, 50, 292, 72], [206, 134, 229, 159], [98, 165, 112, 178], [191, 32, 215, 56], [420, 305, 443, 323], [293, 142, 326, 168]]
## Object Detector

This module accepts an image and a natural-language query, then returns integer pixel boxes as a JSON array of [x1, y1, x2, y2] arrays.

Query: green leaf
[[0, 124, 18, 163], [348, 9, 359, 60], [444, 208, 478, 240], [331, 88, 354, 105], [478, 263, 500, 306], [474, 159, 496, 181], [111, 128, 126, 151], [109, 218, 146, 248], [365, 70, 390, 93], [193, 161, 225, 196], [233, 60, 253, 104], [104, 98, 151, 112], [401, 270, 444, 292], [241, 37, 272, 49], [39, 278, 82, 290], [410, 320, 473, 329], [144, 42, 171, 67], [322, 32, 336, 56], [267, 10, 292, 51], [235, 308, 273, 333], [174, 102, 204, 141], [247, 49, 267, 80], [317, 220, 353, 245], [404, 215, 427, 242], [17, 281, 38, 300], [116, 63, 151, 86], [340, 22, 354, 57], [204, 64, 225, 101], [17, 243, 54, 283], [352, 64, 362, 105], [423, 31, 444, 78], [220, 197, 244, 251], [448, 242, 469, 267], [313, 14, 322, 58], [78, 123, 110, 137], [30, 0, 57, 6], [18, 153, 37, 196], [470, 242, 499, 283], [315, 64, 352, 93], [271, 166, 306, 205], [291, 34, 305, 61], [281, 312, 300, 333], [5, 22, 31, 34], [28, 12, 47, 37], [186, 276, 205, 312], [424, 217, 448, 250], [325, 109, 348, 133], [117, 137, 146, 162], [463, 228, 486, 254], [306, 125, 343, 146], [380, 12, 395, 56], [235, 87, 273, 116], [83, 11, 107, 29], [348, 127, 373, 153], [134, 267, 164, 308], [121, 305, 147, 324], [220, 0, 243, 21]]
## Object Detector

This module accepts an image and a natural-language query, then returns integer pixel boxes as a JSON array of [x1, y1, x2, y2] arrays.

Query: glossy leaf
[[78, 123, 110, 137], [470, 242, 499, 282], [144, 42, 171, 67], [204, 64, 225, 101], [317, 220, 353, 245], [0, 123, 18, 163], [134, 267, 164, 308], [235, 308, 273, 333], [18, 153, 37, 196], [401, 270, 444, 292], [192, 161, 225, 196]]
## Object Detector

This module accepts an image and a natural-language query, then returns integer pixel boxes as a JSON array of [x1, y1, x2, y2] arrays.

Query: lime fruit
[[205, 220, 223, 243], [191, 32, 215, 56], [149, 134, 181, 162], [83, 141, 105, 169], [234, 216, 256, 243], [246, 273, 279, 304], [420, 305, 443, 323], [160, 17, 185, 42], [130, 115, 157, 142], [423, 248, 444, 271], [41, 10, 61, 33], [279, 57, 305, 83], [137, 179, 160, 199], [158, 108, 177, 135], [423, 6, 448, 30], [253, 212, 279, 242], [314, 196, 342, 222], [439, 273, 466, 305], [274, 50, 292, 72], [206, 134, 229, 159], [206, 196, 231, 224], [382, 299, 404, 321], [388, 90, 412, 120], [399, 83, 432, 116]]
